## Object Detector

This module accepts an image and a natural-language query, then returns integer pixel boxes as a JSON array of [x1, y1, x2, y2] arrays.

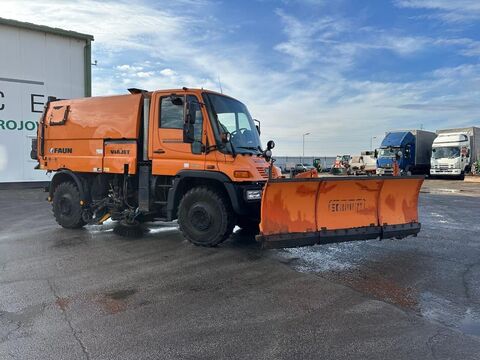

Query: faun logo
[[329, 199, 366, 213], [49, 147, 73, 154], [110, 149, 130, 155]]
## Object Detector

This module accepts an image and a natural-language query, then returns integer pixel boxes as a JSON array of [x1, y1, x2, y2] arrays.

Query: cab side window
[[159, 97, 183, 129], [158, 95, 204, 154]]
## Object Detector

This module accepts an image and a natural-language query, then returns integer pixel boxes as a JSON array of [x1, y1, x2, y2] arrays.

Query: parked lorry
[[376, 130, 436, 176], [349, 151, 376, 175], [430, 127, 480, 177], [32, 88, 424, 248]]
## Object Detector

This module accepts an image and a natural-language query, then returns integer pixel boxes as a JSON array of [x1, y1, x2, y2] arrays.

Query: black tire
[[178, 187, 235, 247], [237, 217, 260, 234], [52, 181, 86, 229]]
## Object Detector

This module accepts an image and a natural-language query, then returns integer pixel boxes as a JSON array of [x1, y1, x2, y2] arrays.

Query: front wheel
[[178, 187, 234, 247], [52, 181, 86, 229]]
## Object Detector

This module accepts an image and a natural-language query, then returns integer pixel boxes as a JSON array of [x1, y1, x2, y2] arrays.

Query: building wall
[[0, 23, 88, 183]]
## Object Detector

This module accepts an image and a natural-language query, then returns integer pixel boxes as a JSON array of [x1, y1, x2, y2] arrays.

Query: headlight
[[246, 189, 262, 201]]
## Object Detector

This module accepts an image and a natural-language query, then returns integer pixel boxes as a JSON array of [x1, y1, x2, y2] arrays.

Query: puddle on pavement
[[105, 289, 137, 300], [279, 246, 480, 338], [86, 220, 179, 239], [51, 235, 88, 248], [279, 244, 362, 272], [94, 288, 137, 315], [459, 309, 480, 337], [147, 223, 179, 234], [276, 244, 417, 309], [420, 292, 480, 337]]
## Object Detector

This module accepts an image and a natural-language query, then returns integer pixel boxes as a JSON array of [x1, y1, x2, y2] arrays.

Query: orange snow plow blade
[[256, 176, 424, 249]]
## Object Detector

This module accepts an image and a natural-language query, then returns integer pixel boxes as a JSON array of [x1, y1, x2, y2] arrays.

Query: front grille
[[257, 167, 269, 179]]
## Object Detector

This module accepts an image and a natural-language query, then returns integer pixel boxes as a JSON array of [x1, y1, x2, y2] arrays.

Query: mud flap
[[256, 176, 424, 249]]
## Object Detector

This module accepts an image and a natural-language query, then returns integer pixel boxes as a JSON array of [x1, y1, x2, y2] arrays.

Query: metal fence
[[274, 156, 336, 171]]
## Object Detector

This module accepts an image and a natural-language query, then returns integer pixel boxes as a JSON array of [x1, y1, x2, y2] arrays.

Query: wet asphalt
[[1, 181, 480, 359]]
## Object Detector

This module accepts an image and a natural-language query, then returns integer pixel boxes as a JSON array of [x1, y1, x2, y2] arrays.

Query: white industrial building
[[0, 17, 93, 185]]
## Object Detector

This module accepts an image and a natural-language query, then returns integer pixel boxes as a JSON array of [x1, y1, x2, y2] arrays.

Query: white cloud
[[160, 68, 177, 77], [394, 0, 480, 22], [136, 71, 154, 78], [116, 64, 143, 72], [1, 0, 479, 156]]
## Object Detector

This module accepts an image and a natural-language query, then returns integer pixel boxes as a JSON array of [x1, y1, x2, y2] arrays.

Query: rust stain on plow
[[296, 184, 317, 196]]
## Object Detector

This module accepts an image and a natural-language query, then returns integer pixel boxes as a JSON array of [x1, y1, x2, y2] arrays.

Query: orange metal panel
[[103, 141, 137, 174], [378, 177, 423, 225], [44, 139, 103, 173], [294, 169, 318, 178], [259, 177, 424, 240], [44, 93, 142, 140], [260, 181, 318, 235], [316, 179, 382, 230]]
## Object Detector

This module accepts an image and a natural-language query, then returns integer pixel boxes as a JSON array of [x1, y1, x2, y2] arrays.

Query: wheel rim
[[59, 195, 73, 216], [189, 204, 212, 232]]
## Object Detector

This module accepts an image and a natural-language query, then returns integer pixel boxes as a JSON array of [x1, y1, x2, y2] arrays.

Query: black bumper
[[225, 182, 264, 220], [256, 222, 421, 249]]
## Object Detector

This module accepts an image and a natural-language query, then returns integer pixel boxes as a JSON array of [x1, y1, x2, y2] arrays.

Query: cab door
[[150, 92, 205, 175]]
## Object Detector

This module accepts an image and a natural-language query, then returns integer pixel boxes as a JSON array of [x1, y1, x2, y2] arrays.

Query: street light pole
[[302, 132, 310, 163], [370, 136, 377, 151]]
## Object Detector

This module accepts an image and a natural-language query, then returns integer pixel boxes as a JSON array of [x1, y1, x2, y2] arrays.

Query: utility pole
[[370, 136, 377, 151], [302, 132, 310, 163]]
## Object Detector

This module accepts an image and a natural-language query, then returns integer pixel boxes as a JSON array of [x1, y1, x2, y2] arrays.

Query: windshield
[[205, 93, 262, 154], [378, 147, 400, 157], [432, 146, 460, 159]]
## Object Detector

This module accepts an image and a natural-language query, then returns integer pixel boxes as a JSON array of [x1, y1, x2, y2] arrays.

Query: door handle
[[154, 149, 165, 154]]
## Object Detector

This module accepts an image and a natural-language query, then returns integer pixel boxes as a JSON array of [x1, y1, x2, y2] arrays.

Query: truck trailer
[[376, 130, 437, 176], [430, 127, 480, 177], [32, 88, 424, 248]]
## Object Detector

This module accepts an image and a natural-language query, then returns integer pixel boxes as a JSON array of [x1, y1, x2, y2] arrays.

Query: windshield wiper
[[236, 146, 261, 152]]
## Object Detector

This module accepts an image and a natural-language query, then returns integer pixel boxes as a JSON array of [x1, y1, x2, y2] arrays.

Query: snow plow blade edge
[[256, 176, 424, 249]]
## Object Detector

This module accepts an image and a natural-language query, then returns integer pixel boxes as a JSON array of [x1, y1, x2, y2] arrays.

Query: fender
[[49, 170, 87, 203], [166, 170, 242, 220]]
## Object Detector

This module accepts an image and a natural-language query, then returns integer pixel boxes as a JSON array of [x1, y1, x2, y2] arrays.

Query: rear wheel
[[178, 187, 234, 247], [52, 181, 86, 229]]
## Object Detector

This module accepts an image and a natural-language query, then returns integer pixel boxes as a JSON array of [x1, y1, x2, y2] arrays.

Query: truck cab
[[376, 131, 415, 175], [430, 133, 470, 177], [376, 130, 436, 176]]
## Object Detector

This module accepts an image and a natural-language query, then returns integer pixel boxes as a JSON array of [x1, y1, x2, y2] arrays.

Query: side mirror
[[254, 119, 261, 135], [221, 132, 231, 144], [263, 140, 275, 162], [183, 122, 195, 143], [183, 99, 200, 144], [185, 100, 198, 125], [170, 96, 183, 106]]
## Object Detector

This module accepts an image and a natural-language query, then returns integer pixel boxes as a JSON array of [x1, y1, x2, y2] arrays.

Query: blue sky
[[2, 0, 480, 155]]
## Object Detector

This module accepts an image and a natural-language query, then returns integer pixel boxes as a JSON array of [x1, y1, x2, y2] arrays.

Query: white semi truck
[[430, 127, 480, 177]]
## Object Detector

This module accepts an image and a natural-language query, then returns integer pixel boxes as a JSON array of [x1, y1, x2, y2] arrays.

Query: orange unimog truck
[[32, 88, 424, 248]]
